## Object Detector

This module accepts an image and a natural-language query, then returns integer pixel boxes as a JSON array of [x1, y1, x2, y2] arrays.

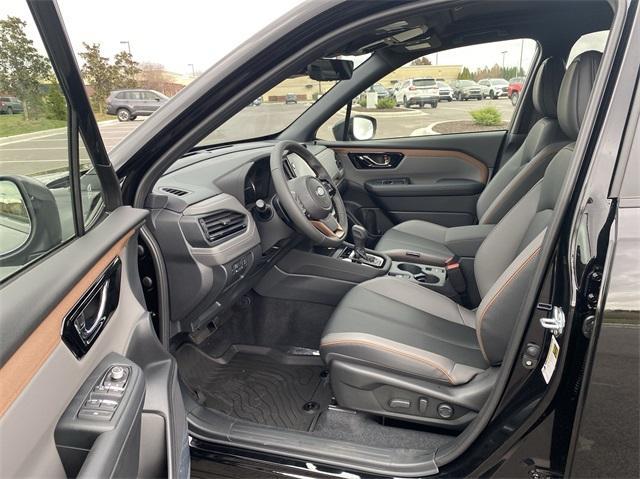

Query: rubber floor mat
[[176, 345, 331, 431]]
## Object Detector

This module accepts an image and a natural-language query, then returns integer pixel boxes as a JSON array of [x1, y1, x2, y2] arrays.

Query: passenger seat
[[375, 57, 569, 266]]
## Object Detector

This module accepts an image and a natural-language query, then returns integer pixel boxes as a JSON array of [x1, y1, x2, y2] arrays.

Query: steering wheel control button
[[437, 403, 454, 419], [389, 398, 411, 409]]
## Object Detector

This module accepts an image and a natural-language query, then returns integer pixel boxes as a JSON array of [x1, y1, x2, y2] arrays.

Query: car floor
[[174, 293, 456, 451]]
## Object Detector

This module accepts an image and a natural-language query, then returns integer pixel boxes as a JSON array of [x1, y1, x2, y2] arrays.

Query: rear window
[[413, 79, 436, 87]]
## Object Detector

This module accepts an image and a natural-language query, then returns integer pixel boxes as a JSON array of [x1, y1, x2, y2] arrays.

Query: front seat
[[321, 51, 602, 428], [375, 56, 569, 265]]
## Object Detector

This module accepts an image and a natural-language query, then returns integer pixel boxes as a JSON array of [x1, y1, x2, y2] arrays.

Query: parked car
[[508, 76, 526, 105], [0, 96, 23, 114], [106, 89, 168, 121], [394, 78, 439, 108], [451, 79, 483, 100], [285, 93, 298, 104], [436, 81, 454, 101], [249, 97, 263, 106], [478, 78, 510, 99], [2, 2, 638, 479]]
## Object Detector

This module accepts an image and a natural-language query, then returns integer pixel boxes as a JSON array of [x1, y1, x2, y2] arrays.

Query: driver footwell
[[176, 344, 331, 431]]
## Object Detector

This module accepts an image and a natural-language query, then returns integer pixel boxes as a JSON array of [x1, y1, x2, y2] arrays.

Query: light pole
[[120, 41, 131, 55], [519, 39, 524, 75], [500, 50, 507, 76], [188, 64, 195, 77]]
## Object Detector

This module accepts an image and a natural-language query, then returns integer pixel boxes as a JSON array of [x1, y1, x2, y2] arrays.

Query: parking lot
[[0, 98, 514, 176]]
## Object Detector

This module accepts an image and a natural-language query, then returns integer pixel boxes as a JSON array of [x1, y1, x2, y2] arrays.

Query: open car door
[[0, 1, 189, 477]]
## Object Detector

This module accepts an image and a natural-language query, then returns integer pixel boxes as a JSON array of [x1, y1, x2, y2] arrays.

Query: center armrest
[[443, 224, 494, 258]]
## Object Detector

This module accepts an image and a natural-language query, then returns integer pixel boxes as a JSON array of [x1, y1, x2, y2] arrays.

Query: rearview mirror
[[332, 115, 377, 141], [306, 59, 353, 81], [0, 175, 61, 266]]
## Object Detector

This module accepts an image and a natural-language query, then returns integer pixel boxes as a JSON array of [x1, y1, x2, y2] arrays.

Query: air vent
[[198, 210, 247, 244], [161, 187, 189, 197]]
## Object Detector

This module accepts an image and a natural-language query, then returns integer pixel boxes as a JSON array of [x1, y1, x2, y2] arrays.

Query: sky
[[1, 1, 608, 76]]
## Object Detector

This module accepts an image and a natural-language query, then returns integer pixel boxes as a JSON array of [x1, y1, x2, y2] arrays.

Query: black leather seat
[[375, 56, 569, 265], [321, 51, 602, 427]]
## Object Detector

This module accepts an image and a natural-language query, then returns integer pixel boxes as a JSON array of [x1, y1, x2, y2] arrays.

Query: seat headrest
[[557, 50, 602, 140], [532, 56, 565, 118]]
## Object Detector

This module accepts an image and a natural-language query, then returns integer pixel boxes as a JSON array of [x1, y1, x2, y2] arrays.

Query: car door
[[0, 2, 188, 478], [315, 39, 537, 241]]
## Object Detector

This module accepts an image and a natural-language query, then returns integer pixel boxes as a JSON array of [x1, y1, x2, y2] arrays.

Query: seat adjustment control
[[437, 403, 454, 419], [388, 398, 411, 409]]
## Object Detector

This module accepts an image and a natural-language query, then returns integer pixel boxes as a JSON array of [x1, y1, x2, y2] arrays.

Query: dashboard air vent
[[198, 210, 247, 243], [161, 187, 189, 197]]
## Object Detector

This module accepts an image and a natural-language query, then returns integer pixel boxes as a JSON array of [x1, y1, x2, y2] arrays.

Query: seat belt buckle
[[445, 256, 466, 293]]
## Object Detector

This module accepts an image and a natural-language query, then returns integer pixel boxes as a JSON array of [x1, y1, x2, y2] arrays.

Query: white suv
[[478, 78, 510, 99], [394, 78, 439, 108]]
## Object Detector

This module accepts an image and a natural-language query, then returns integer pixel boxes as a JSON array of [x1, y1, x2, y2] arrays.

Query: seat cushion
[[374, 220, 454, 264], [320, 277, 488, 385]]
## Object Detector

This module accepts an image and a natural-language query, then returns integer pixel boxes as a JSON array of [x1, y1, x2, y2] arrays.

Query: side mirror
[[332, 114, 377, 141], [0, 175, 61, 266]]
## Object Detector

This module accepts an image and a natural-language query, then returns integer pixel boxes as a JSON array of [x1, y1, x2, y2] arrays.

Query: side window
[[0, 14, 104, 282], [318, 38, 537, 140]]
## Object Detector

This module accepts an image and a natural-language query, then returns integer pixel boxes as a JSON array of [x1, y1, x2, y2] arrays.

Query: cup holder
[[415, 273, 439, 284], [397, 263, 423, 275]]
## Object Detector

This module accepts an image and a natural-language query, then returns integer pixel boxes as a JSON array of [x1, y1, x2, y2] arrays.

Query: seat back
[[477, 56, 568, 225], [473, 51, 602, 365]]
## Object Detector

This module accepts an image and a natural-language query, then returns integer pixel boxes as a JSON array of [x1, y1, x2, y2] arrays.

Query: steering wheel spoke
[[271, 141, 348, 246]]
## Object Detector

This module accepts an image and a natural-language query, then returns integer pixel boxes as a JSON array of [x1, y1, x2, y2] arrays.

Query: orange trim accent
[[0, 230, 134, 417], [310, 219, 345, 240], [332, 147, 489, 183]]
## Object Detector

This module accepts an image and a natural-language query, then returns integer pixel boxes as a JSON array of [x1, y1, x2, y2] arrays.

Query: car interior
[[138, 0, 614, 472]]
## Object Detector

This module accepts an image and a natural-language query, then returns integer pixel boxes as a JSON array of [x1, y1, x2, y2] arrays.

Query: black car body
[[0, 1, 638, 479]]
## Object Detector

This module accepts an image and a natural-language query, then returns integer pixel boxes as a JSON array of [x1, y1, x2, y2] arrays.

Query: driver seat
[[320, 51, 601, 427]]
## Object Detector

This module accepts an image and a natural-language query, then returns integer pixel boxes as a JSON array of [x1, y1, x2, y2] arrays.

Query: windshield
[[196, 53, 369, 147], [459, 80, 476, 86], [493, 79, 509, 85]]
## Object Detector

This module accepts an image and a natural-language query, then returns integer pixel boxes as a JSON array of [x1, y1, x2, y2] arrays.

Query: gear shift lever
[[351, 225, 368, 261]]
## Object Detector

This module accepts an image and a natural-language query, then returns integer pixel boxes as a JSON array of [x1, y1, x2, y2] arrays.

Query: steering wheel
[[270, 140, 348, 247]]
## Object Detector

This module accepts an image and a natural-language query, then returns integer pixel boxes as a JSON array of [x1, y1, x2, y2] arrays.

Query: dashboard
[[149, 142, 345, 335]]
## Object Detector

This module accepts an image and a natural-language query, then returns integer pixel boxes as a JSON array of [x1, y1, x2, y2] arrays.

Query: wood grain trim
[[0, 230, 134, 417], [332, 147, 489, 183]]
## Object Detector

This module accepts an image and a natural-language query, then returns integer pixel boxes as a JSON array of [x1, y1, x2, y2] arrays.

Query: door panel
[[328, 130, 505, 235]]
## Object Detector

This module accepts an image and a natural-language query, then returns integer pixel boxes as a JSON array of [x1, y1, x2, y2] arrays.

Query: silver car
[[106, 89, 168, 121]]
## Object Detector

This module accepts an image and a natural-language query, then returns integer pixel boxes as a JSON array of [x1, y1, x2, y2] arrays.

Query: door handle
[[348, 152, 404, 169], [74, 280, 110, 342], [357, 154, 392, 167]]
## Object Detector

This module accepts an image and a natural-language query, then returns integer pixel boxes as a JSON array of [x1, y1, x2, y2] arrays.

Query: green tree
[[457, 67, 472, 80], [44, 80, 67, 120], [0, 16, 52, 119], [114, 51, 140, 89], [79, 42, 117, 114]]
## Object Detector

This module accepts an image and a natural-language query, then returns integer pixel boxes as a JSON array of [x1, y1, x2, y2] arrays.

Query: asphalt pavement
[[0, 99, 515, 176]]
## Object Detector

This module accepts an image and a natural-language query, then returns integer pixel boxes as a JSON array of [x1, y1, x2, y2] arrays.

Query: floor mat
[[176, 344, 331, 432]]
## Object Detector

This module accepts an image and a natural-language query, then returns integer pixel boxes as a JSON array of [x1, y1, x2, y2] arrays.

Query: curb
[[0, 119, 118, 145], [410, 120, 457, 136]]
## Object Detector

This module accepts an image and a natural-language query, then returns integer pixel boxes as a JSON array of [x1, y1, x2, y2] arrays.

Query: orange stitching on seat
[[320, 338, 456, 383], [476, 245, 542, 362]]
